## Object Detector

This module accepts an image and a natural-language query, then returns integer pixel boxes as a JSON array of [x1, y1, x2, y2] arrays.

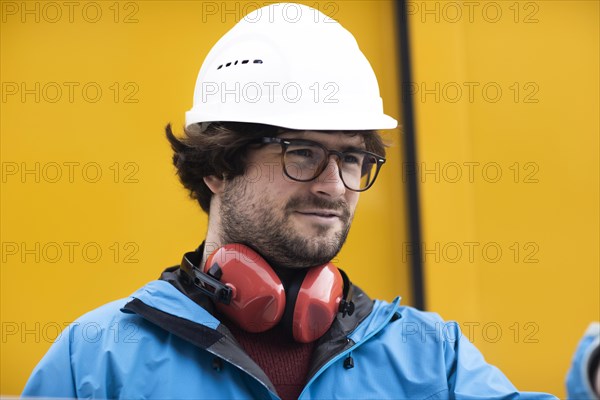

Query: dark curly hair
[[165, 122, 387, 214]]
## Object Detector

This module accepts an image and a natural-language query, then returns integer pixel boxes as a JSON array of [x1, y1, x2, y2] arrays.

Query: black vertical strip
[[395, 0, 426, 310]]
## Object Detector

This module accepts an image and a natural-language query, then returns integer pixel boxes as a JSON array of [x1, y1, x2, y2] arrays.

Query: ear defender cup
[[291, 264, 344, 343], [203, 244, 345, 342], [205, 244, 286, 333]]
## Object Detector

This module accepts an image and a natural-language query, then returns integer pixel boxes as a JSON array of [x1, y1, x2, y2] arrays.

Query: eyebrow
[[342, 145, 368, 152], [278, 134, 367, 152]]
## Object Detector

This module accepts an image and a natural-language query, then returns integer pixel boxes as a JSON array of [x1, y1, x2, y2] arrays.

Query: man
[[23, 3, 559, 399]]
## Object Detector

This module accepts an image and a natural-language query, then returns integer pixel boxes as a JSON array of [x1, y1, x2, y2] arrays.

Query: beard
[[219, 176, 353, 269]]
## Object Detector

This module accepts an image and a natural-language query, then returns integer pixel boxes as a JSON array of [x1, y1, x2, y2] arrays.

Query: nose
[[309, 156, 346, 198]]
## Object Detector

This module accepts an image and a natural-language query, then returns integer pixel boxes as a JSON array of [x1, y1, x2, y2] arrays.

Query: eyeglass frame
[[251, 136, 386, 192]]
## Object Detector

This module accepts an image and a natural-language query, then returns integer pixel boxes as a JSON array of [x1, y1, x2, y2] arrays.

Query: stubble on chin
[[219, 177, 354, 268]]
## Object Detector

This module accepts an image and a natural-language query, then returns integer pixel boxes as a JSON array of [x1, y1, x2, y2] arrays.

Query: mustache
[[285, 195, 351, 221]]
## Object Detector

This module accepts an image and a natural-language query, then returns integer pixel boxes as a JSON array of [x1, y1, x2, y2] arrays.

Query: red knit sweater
[[222, 319, 316, 400]]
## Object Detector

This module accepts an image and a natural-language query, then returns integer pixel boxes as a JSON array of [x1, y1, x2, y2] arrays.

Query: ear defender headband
[[180, 243, 354, 343]]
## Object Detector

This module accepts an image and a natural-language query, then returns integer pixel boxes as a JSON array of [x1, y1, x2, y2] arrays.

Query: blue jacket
[[23, 271, 558, 399], [566, 322, 600, 400]]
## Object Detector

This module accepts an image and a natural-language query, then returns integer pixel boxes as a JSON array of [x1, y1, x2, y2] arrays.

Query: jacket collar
[[122, 260, 400, 389], [124, 280, 220, 329], [156, 241, 378, 338], [129, 239, 401, 347]]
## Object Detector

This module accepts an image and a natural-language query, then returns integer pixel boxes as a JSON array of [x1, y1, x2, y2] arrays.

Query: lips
[[296, 210, 342, 220], [295, 209, 342, 219], [285, 195, 350, 223]]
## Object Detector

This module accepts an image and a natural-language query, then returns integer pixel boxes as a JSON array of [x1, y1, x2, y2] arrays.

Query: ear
[[203, 175, 225, 194]]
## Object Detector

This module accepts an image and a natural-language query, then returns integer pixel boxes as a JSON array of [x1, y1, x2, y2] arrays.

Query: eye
[[287, 147, 316, 159], [342, 153, 362, 165], [360, 156, 378, 176]]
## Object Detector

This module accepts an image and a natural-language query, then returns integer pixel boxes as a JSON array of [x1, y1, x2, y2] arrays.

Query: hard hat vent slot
[[216, 60, 263, 70]]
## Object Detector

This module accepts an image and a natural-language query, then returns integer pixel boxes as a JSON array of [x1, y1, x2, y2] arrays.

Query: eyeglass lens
[[282, 142, 379, 191]]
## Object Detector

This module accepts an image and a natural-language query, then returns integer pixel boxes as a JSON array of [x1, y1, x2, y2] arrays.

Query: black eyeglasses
[[255, 137, 386, 192]]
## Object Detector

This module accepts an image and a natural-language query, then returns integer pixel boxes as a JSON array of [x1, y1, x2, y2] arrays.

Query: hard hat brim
[[185, 111, 398, 132]]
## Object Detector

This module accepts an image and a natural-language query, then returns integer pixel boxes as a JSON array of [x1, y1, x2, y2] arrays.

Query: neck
[[271, 265, 309, 289], [201, 215, 224, 270]]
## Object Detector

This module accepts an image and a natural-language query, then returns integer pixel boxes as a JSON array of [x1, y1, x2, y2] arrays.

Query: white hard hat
[[186, 2, 398, 131]]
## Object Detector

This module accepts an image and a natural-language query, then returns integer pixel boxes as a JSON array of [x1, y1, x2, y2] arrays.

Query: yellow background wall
[[1, 0, 599, 398], [409, 0, 599, 397], [0, 0, 408, 394]]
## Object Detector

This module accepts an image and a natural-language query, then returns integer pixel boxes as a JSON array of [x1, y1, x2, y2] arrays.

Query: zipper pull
[[212, 357, 223, 372], [343, 353, 354, 369]]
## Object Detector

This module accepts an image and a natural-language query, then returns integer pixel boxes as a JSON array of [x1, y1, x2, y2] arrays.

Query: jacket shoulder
[[22, 296, 141, 398]]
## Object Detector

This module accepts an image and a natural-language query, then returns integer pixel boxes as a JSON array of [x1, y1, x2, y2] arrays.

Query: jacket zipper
[[298, 298, 401, 399], [203, 345, 281, 400]]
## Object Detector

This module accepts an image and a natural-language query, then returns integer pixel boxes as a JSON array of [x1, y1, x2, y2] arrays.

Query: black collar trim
[[122, 298, 223, 349]]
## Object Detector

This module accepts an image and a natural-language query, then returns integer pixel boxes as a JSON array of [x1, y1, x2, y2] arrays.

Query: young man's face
[[217, 131, 363, 269]]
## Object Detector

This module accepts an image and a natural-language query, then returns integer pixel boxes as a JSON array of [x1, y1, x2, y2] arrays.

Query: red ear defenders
[[180, 243, 354, 343]]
